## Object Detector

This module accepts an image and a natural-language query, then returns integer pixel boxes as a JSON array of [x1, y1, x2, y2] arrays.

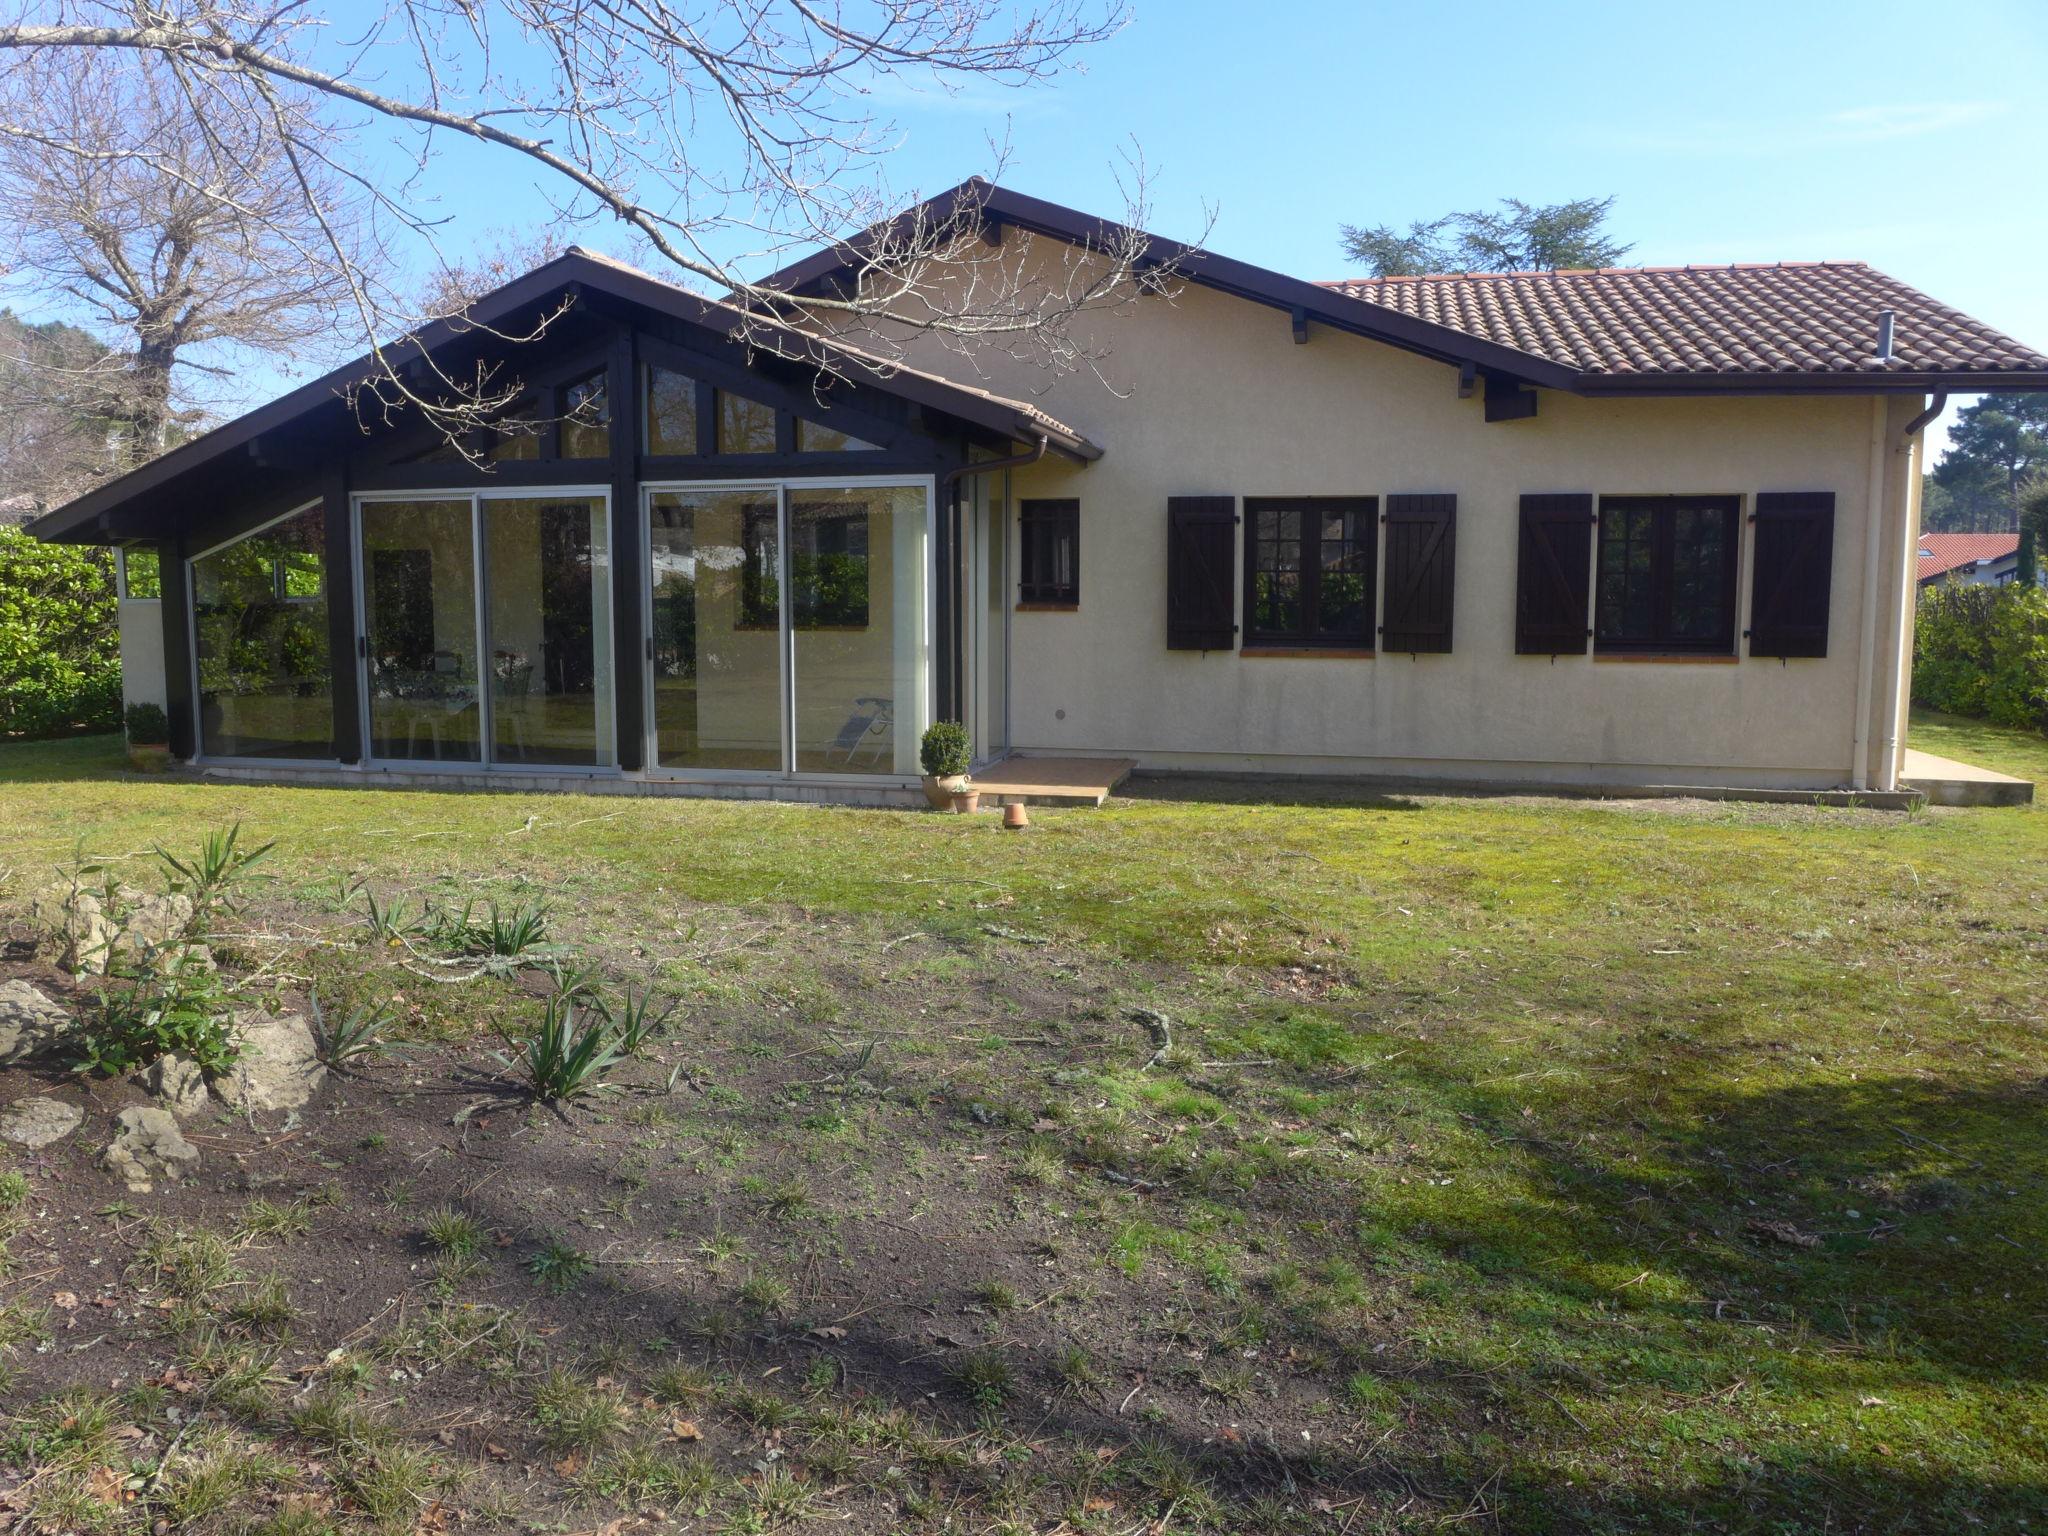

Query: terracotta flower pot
[[922, 773, 968, 810], [950, 789, 981, 815], [1003, 801, 1030, 830]]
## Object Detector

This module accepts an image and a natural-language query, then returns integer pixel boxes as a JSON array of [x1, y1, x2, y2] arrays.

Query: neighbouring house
[[25, 180, 2048, 802], [1917, 531, 2022, 588]]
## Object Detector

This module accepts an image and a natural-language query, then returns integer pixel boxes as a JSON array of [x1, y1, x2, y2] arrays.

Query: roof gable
[[762, 179, 2048, 396], [1917, 531, 2020, 581]]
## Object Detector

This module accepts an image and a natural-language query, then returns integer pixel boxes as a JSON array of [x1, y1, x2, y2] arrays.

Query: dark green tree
[[1929, 394, 2048, 531], [1342, 196, 1631, 277], [2018, 525, 2038, 588]]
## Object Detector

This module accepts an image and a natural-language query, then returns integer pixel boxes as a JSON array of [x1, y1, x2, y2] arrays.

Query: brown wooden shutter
[[1515, 493, 1594, 655], [1380, 494, 1457, 653], [1166, 496, 1237, 651], [1747, 492, 1835, 659]]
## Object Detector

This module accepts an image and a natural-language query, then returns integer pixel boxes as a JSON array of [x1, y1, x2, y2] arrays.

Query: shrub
[[1915, 583, 2048, 732], [71, 950, 240, 1077], [495, 991, 624, 1101], [918, 719, 971, 778], [0, 527, 120, 738], [123, 701, 169, 746]]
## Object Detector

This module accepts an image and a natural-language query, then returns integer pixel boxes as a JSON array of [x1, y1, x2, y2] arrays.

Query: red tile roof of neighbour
[[1317, 264, 2048, 381], [1917, 532, 2020, 583]]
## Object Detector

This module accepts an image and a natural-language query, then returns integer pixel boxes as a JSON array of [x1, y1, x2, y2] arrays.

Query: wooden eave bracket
[[1483, 372, 1539, 422]]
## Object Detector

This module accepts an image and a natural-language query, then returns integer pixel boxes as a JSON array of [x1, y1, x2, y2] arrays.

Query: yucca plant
[[600, 986, 676, 1056], [496, 992, 623, 1102], [156, 822, 274, 935], [359, 887, 424, 947], [309, 992, 399, 1071], [474, 898, 551, 957]]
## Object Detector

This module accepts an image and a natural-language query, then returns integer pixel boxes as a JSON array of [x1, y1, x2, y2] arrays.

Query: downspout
[[939, 435, 1049, 724], [1877, 393, 1946, 791], [1850, 398, 1887, 789]]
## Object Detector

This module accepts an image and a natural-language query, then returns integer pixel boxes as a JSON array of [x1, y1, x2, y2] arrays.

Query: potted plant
[[124, 702, 171, 771], [918, 720, 973, 811]]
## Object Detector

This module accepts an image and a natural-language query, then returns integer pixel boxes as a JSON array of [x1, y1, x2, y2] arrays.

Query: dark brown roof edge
[[762, 178, 2048, 395], [28, 250, 1100, 545]]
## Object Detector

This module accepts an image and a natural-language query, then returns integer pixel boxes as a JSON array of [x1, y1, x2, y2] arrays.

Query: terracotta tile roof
[[1917, 532, 2019, 583], [1318, 262, 2048, 381]]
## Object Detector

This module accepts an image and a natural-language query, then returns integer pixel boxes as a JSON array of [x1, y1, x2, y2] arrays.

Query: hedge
[[1913, 582, 2048, 733], [0, 526, 121, 738]]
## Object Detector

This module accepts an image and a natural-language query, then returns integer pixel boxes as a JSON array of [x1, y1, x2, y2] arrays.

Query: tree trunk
[[122, 338, 176, 467]]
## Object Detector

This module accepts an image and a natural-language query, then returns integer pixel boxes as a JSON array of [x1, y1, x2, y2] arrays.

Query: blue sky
[[42, 0, 2048, 454]]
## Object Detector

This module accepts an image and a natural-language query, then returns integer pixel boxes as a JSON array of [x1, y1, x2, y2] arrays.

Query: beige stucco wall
[[871, 241, 1924, 789]]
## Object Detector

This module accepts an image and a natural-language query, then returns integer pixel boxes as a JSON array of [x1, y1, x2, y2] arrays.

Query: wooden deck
[[973, 754, 1137, 806]]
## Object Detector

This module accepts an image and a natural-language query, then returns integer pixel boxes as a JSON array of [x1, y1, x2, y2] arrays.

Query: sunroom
[[43, 251, 1100, 802]]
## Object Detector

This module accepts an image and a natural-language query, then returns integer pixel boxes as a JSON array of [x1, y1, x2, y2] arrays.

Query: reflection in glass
[[648, 489, 781, 770], [561, 373, 611, 459], [119, 545, 161, 599], [717, 390, 777, 454], [483, 497, 613, 766], [791, 485, 925, 775], [361, 499, 482, 761], [191, 506, 333, 759], [796, 416, 880, 453], [645, 366, 697, 454]]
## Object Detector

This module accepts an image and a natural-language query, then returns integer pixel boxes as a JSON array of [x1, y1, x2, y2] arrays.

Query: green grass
[[1, 716, 2045, 1531]]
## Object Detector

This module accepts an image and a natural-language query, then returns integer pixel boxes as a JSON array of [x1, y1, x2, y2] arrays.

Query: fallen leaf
[[668, 1419, 702, 1442], [53, 1291, 79, 1311], [553, 1452, 583, 1477], [809, 1326, 847, 1341], [1746, 1219, 1821, 1250], [86, 1465, 125, 1505], [484, 1442, 510, 1461]]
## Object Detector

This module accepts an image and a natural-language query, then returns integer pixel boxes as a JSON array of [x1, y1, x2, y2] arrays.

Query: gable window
[[797, 415, 880, 453], [718, 390, 777, 455], [1242, 497, 1377, 648], [645, 365, 699, 454], [486, 409, 541, 461], [1018, 499, 1079, 606], [1595, 496, 1740, 654], [560, 372, 611, 459]]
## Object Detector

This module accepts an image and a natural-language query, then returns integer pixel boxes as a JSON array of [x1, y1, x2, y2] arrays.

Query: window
[[191, 505, 333, 760], [718, 390, 777, 454], [738, 504, 781, 627], [797, 416, 880, 453], [117, 545, 161, 599], [789, 502, 870, 627], [560, 372, 611, 459], [645, 365, 699, 454], [1595, 495, 1740, 653], [486, 408, 541, 461], [1242, 497, 1377, 648], [1018, 499, 1079, 605]]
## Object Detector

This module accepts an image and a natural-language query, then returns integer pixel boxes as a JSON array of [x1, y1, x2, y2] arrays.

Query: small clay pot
[[1002, 802, 1030, 830], [950, 790, 981, 815]]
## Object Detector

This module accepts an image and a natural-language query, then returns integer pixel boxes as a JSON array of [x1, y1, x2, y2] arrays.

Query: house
[[1917, 531, 2022, 588], [25, 180, 2048, 802]]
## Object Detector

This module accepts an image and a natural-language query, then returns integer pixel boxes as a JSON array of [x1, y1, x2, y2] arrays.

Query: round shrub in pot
[[918, 720, 971, 810]]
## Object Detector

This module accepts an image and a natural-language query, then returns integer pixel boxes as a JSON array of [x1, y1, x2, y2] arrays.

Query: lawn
[[1, 710, 2043, 1534]]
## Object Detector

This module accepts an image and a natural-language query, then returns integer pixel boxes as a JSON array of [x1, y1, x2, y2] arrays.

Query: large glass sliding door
[[645, 479, 929, 779], [647, 488, 781, 771], [357, 491, 613, 768]]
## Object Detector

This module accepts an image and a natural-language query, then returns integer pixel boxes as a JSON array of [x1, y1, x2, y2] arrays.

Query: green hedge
[[0, 526, 120, 738], [1914, 582, 2048, 732]]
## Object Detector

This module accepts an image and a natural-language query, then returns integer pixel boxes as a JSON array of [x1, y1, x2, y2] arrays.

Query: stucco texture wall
[[886, 247, 1922, 789]]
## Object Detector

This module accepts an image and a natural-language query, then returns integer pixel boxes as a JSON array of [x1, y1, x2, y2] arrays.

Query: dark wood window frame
[[1018, 498, 1080, 607], [1594, 494, 1742, 656], [1241, 496, 1378, 651]]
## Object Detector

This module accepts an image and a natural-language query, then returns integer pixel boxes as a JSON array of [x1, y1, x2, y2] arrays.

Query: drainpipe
[[1876, 393, 1946, 791], [938, 436, 1049, 724], [1850, 398, 1887, 790]]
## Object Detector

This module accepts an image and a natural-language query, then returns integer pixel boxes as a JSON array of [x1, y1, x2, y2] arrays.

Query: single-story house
[[28, 179, 2048, 802], [1916, 531, 2022, 588]]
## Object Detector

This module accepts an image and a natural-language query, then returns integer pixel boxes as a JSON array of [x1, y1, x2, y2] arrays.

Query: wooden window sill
[[1593, 652, 1737, 664], [1241, 647, 1375, 660], [1016, 601, 1079, 613]]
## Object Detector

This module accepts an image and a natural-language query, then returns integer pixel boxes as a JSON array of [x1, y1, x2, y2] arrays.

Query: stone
[[0, 1094, 83, 1150], [102, 1106, 199, 1192], [0, 979, 70, 1063], [108, 892, 197, 967], [212, 1011, 325, 1111], [27, 884, 117, 974], [143, 1054, 210, 1118]]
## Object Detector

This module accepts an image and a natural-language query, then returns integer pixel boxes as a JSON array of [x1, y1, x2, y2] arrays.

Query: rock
[[143, 1054, 210, 1118], [0, 979, 71, 1063], [0, 1094, 83, 1150], [27, 884, 116, 974], [109, 892, 197, 967], [102, 1106, 199, 1192], [212, 1011, 325, 1112]]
